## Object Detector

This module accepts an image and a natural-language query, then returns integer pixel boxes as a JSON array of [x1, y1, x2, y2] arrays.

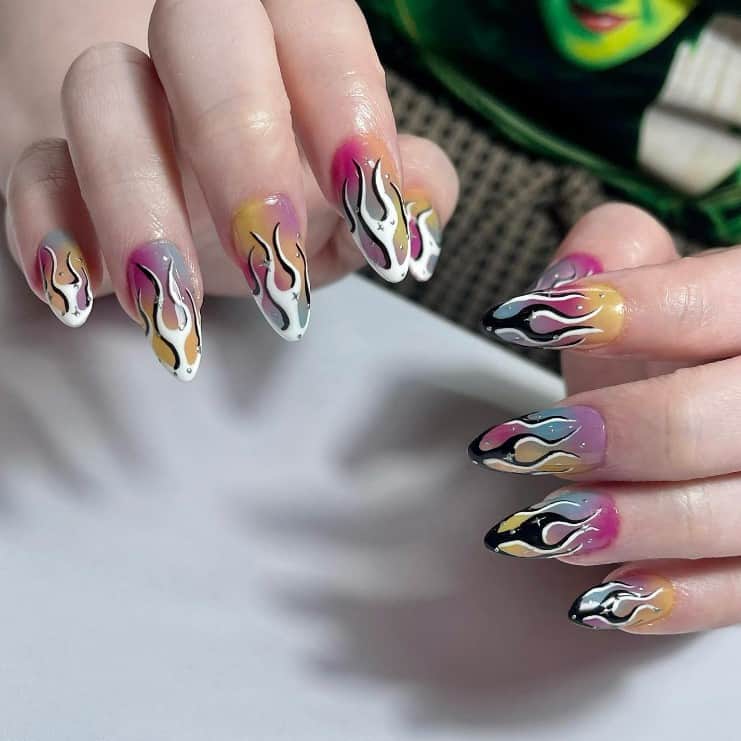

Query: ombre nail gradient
[[468, 406, 606, 476], [532, 253, 603, 290], [485, 491, 618, 559], [332, 135, 410, 283], [569, 574, 675, 631], [232, 195, 310, 341], [405, 189, 442, 282], [37, 230, 93, 328], [482, 284, 624, 349], [128, 240, 202, 382]]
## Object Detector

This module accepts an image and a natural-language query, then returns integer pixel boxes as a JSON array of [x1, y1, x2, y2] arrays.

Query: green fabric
[[360, 1, 741, 244]]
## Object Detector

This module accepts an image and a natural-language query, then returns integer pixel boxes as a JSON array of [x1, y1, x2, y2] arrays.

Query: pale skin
[[2, 0, 741, 635]]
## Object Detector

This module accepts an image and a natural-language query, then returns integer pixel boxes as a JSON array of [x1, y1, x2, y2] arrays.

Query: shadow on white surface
[[0, 234, 699, 740], [247, 379, 691, 733]]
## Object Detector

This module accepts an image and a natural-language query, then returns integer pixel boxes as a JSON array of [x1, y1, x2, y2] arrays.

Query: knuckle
[[660, 367, 701, 473], [675, 482, 713, 559], [62, 43, 150, 100], [186, 97, 293, 156], [8, 139, 74, 200], [664, 258, 715, 333]]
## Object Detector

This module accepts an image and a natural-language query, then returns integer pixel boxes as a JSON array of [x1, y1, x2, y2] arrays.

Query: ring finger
[[483, 476, 741, 565], [62, 43, 203, 381]]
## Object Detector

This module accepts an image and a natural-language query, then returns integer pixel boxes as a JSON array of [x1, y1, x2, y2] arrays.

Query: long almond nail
[[482, 284, 624, 349], [128, 240, 202, 382], [232, 195, 310, 341], [405, 189, 442, 282], [37, 230, 93, 328], [532, 253, 603, 290], [485, 491, 618, 559], [468, 406, 606, 476], [332, 135, 410, 283], [569, 575, 675, 631]]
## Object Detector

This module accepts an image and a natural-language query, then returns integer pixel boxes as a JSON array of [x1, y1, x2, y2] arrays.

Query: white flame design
[[574, 581, 666, 629], [342, 159, 409, 283], [248, 224, 310, 342], [406, 202, 441, 282], [40, 245, 93, 328], [136, 259, 201, 382]]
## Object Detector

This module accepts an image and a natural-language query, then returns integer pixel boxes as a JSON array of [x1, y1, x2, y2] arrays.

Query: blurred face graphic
[[539, 0, 696, 68]]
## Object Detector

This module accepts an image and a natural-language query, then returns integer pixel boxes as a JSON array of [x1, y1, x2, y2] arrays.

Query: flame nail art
[[532, 253, 603, 291], [468, 406, 606, 476], [482, 284, 624, 349], [37, 230, 93, 328], [569, 575, 675, 631], [128, 241, 202, 382], [485, 491, 618, 559], [232, 195, 310, 341], [405, 190, 442, 282], [332, 135, 410, 283]]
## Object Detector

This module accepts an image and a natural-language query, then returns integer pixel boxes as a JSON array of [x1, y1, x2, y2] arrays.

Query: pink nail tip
[[485, 491, 619, 559]]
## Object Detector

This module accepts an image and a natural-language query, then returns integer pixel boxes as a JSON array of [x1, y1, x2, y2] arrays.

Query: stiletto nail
[[485, 491, 618, 559], [569, 575, 675, 631], [37, 230, 93, 328], [482, 284, 624, 349], [128, 240, 202, 382], [532, 253, 603, 290], [232, 194, 310, 341], [468, 405, 606, 476], [332, 135, 410, 283], [405, 189, 442, 282]]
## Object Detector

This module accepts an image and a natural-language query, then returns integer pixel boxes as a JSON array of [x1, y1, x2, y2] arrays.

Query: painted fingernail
[[468, 406, 606, 476], [128, 240, 202, 382], [37, 230, 93, 328], [485, 491, 618, 559], [232, 195, 310, 342], [405, 189, 442, 282], [332, 135, 410, 283], [569, 575, 675, 631], [531, 253, 603, 290], [482, 284, 624, 350]]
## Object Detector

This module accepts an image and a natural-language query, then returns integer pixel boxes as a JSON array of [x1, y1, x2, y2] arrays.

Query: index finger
[[484, 247, 741, 362]]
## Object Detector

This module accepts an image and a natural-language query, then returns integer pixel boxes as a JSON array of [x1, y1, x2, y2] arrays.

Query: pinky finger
[[6, 138, 101, 327], [569, 558, 741, 635]]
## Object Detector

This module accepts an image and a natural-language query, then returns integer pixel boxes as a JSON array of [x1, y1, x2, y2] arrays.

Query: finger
[[148, 0, 309, 342], [533, 203, 678, 290], [568, 558, 741, 634], [62, 43, 203, 381], [469, 353, 741, 482], [264, 0, 411, 284], [483, 477, 741, 565], [6, 139, 100, 327], [308, 134, 459, 287], [484, 246, 741, 362], [532, 203, 681, 393]]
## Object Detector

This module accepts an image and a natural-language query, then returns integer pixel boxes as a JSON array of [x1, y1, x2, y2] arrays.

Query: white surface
[[0, 241, 738, 740]]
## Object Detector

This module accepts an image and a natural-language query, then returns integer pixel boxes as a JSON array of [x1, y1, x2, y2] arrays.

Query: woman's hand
[[1, 0, 457, 380], [469, 203, 741, 635]]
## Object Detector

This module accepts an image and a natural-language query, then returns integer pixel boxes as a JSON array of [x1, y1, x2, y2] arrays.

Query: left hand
[[469, 202, 741, 635]]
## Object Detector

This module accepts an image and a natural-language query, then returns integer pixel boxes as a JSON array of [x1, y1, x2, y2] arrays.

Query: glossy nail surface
[[482, 284, 624, 349], [232, 195, 310, 341], [569, 575, 675, 631], [128, 240, 202, 382], [37, 230, 93, 328], [485, 491, 618, 559], [405, 189, 442, 282], [469, 406, 606, 476], [532, 253, 603, 290], [332, 135, 409, 283]]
